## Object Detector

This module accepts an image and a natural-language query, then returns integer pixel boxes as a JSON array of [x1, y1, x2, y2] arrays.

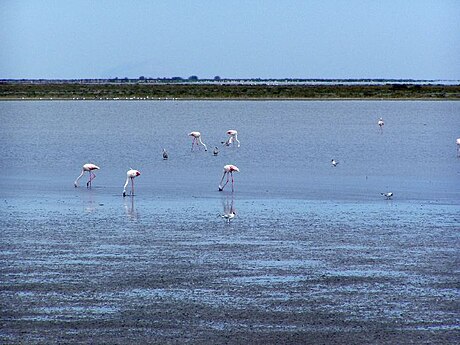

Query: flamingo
[[188, 131, 207, 151], [381, 192, 393, 200], [456, 138, 460, 157], [123, 169, 141, 197], [331, 159, 339, 167], [213, 146, 219, 156], [74, 163, 100, 188], [162, 148, 168, 160], [378, 117, 384, 131], [222, 129, 240, 147], [218, 164, 240, 192]]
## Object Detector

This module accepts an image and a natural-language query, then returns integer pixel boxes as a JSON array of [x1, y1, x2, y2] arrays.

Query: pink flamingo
[[456, 138, 460, 157], [218, 164, 240, 192], [223, 129, 240, 147], [378, 117, 384, 132], [123, 169, 141, 197], [188, 131, 207, 151], [74, 163, 100, 188]]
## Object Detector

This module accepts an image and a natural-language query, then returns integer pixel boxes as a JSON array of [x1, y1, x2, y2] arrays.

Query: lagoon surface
[[1, 100, 459, 344]]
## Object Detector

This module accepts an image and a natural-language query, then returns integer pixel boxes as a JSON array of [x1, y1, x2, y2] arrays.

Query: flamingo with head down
[[218, 164, 239, 192], [188, 131, 207, 151], [74, 163, 100, 188], [123, 169, 141, 197], [223, 129, 240, 147]]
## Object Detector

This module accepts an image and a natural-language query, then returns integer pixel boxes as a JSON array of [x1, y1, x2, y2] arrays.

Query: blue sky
[[1, 0, 459, 79]]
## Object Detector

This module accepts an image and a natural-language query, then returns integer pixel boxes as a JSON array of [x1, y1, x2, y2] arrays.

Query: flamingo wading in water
[[456, 138, 460, 157], [223, 129, 240, 147], [74, 163, 100, 188], [218, 164, 240, 192], [123, 169, 141, 197], [188, 131, 207, 151]]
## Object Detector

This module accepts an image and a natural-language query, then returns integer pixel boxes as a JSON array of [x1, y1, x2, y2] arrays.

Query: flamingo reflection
[[220, 195, 236, 223], [124, 195, 139, 220]]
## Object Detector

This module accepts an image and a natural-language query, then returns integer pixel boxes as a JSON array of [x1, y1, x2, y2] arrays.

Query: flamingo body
[[223, 129, 240, 147], [74, 163, 100, 187], [378, 118, 384, 129], [162, 149, 168, 160], [188, 131, 208, 151], [218, 164, 240, 192], [123, 169, 141, 197]]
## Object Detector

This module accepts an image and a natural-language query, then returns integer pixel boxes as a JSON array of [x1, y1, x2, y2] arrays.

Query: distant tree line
[[1, 82, 459, 100]]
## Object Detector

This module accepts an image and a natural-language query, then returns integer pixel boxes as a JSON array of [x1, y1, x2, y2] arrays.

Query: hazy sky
[[1, 0, 459, 79]]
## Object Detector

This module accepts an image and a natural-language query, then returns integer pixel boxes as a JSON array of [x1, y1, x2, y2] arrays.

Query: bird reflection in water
[[124, 195, 139, 220], [220, 195, 236, 223]]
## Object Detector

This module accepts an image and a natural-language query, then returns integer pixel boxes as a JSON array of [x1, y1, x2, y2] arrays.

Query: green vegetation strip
[[1, 83, 459, 99]]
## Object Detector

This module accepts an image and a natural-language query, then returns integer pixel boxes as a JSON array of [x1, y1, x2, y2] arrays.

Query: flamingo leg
[[191, 137, 196, 151], [231, 172, 234, 192], [87, 171, 96, 188], [222, 174, 230, 189], [131, 177, 134, 196]]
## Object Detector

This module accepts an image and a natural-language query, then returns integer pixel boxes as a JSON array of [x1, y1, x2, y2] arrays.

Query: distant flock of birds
[[74, 118, 460, 206]]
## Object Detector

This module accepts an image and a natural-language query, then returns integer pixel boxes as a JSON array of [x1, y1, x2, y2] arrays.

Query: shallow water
[[1, 100, 459, 343]]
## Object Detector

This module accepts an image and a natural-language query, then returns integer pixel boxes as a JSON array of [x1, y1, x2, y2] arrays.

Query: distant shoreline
[[1, 81, 459, 100]]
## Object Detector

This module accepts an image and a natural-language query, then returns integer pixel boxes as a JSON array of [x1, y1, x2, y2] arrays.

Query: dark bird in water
[[162, 148, 168, 160], [213, 146, 219, 156], [381, 192, 393, 199]]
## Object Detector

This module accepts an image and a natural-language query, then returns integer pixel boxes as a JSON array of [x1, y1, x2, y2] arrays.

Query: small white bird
[[162, 148, 168, 160], [381, 192, 393, 199], [331, 159, 339, 167], [221, 211, 236, 223]]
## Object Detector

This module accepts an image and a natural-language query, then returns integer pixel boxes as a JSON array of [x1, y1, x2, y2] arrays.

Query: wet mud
[[1, 199, 459, 344]]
